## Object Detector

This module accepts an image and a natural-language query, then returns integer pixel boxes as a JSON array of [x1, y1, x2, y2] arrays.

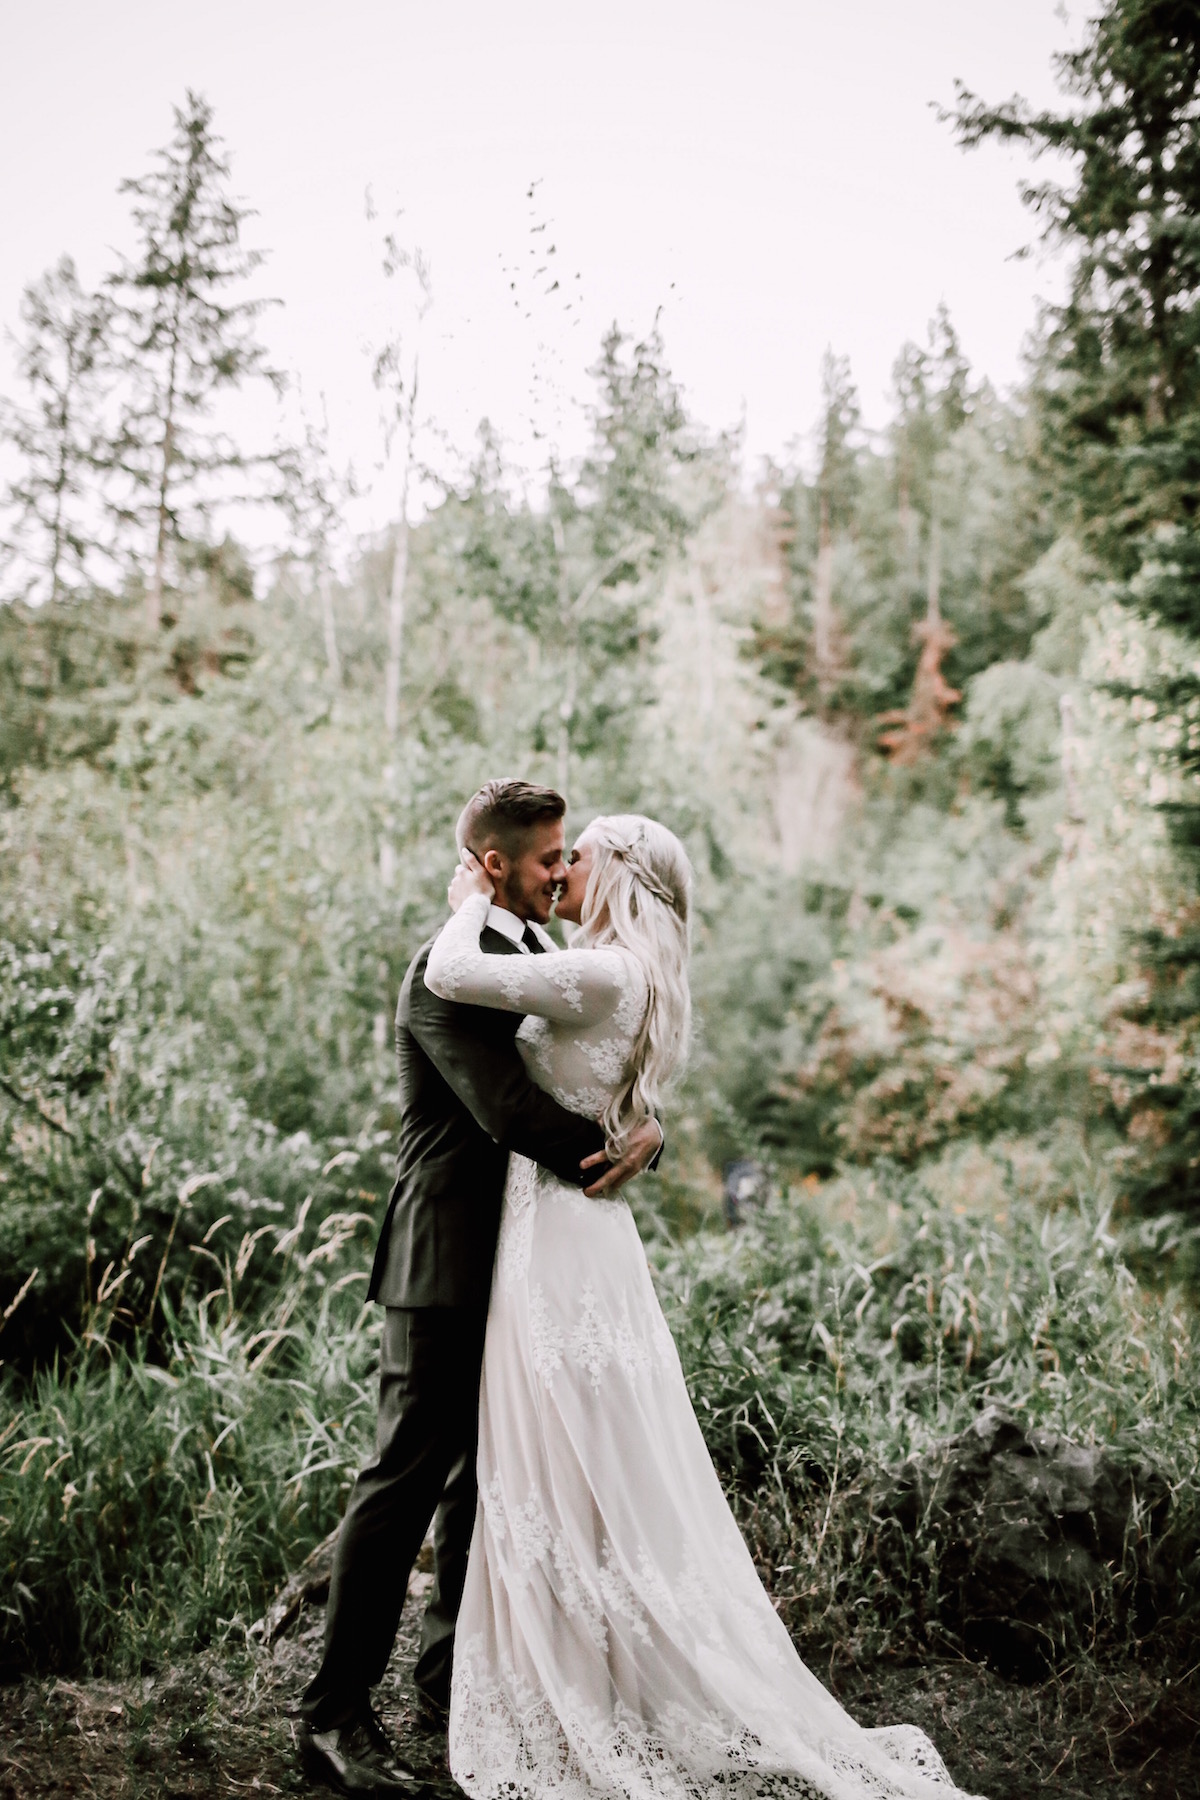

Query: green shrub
[[5, 1154, 1195, 1679], [652, 1156, 1200, 1664], [0, 1212, 379, 1677]]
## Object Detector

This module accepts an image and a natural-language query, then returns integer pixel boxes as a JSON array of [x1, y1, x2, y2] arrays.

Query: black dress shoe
[[298, 1711, 417, 1795]]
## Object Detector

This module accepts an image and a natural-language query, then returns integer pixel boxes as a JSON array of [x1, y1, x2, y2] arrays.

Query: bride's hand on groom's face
[[448, 848, 495, 912], [580, 1118, 664, 1197]]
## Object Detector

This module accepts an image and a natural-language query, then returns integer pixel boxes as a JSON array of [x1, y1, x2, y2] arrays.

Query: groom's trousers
[[300, 1304, 488, 1731]]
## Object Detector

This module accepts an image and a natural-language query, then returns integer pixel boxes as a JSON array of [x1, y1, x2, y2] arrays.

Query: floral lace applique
[[507, 1494, 554, 1576], [452, 1638, 844, 1800], [476, 1487, 607, 1650], [596, 1543, 651, 1644], [528, 1282, 565, 1387], [452, 1635, 967, 1799], [541, 958, 585, 1013], [674, 1549, 718, 1627], [514, 1018, 603, 1120], [424, 943, 473, 1000], [515, 1013, 556, 1080], [496, 959, 530, 1006], [568, 1284, 612, 1393], [550, 1537, 607, 1652], [575, 1034, 631, 1085], [523, 1277, 671, 1395], [497, 1158, 540, 1288]]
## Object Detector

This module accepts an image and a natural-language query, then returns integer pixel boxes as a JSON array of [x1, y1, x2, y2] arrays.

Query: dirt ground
[[1, 1578, 1196, 1800]]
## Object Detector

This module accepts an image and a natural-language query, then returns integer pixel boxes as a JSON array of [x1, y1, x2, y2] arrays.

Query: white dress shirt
[[485, 904, 556, 953]]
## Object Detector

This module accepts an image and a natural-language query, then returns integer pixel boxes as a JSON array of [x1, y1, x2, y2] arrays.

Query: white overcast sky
[[1, 0, 1077, 535]]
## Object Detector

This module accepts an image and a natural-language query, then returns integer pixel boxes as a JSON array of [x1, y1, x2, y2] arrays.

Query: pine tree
[[952, 0, 1200, 1206], [890, 304, 971, 565], [0, 258, 111, 603], [282, 403, 350, 690], [874, 308, 974, 758], [950, 3, 1200, 612], [552, 323, 700, 798], [811, 351, 861, 698], [452, 325, 701, 802], [108, 92, 282, 628]]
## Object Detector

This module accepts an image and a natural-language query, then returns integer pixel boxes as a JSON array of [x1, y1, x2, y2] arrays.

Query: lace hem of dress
[[450, 1642, 973, 1800]]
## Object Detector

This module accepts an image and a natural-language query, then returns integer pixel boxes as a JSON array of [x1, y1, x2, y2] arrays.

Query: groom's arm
[[407, 967, 607, 1186]]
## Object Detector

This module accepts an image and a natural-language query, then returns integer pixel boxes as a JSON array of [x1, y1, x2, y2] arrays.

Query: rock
[[876, 1405, 1169, 1674]]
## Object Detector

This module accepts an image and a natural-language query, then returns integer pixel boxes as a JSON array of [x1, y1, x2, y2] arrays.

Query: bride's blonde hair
[[573, 814, 692, 1154]]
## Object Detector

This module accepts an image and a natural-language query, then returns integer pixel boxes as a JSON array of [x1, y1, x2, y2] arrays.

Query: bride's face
[[553, 835, 594, 925]]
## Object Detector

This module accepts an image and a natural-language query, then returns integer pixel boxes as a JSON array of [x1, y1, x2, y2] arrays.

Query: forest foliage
[[2, 0, 1200, 1681]]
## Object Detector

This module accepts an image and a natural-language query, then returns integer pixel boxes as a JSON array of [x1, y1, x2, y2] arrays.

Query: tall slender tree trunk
[[48, 382, 70, 605], [383, 494, 409, 737], [150, 434, 170, 629], [552, 514, 574, 802], [149, 297, 183, 631], [557, 641, 579, 803], [383, 373, 416, 739], [898, 452, 917, 578], [813, 492, 837, 697]]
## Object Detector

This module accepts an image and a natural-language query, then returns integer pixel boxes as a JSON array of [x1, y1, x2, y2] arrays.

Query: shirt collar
[[485, 904, 555, 953]]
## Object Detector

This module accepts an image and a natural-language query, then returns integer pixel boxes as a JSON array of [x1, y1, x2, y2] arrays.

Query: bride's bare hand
[[581, 1117, 664, 1197], [447, 848, 495, 912]]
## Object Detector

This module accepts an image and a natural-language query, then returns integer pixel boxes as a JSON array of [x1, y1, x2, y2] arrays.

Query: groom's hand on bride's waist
[[580, 1118, 664, 1197]]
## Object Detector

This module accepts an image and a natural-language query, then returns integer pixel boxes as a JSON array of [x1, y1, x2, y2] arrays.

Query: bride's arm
[[424, 892, 624, 1026]]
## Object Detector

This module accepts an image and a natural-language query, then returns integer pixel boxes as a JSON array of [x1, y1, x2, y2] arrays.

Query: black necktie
[[521, 924, 546, 954]]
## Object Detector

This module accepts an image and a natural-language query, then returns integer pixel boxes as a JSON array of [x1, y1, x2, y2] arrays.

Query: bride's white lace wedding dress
[[424, 894, 982, 1800]]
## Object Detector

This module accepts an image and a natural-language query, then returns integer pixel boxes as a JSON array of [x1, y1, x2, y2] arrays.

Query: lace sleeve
[[424, 893, 626, 1026]]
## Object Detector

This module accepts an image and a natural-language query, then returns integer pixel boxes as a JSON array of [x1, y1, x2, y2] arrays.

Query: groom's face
[[491, 818, 568, 923]]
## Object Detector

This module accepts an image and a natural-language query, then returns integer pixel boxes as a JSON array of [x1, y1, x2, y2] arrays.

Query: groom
[[298, 780, 663, 1795]]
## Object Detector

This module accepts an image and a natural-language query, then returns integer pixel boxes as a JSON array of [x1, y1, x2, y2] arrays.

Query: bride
[[424, 814, 981, 1800]]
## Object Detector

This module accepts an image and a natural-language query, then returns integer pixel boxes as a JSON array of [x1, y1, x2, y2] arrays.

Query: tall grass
[[651, 1147, 1200, 1665], [0, 1210, 380, 1677], [2, 1146, 1197, 1678]]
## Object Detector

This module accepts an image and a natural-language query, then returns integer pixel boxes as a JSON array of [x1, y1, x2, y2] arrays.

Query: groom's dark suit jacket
[[368, 923, 606, 1309]]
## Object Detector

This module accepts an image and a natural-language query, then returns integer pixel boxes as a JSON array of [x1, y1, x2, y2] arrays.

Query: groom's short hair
[[456, 779, 566, 859]]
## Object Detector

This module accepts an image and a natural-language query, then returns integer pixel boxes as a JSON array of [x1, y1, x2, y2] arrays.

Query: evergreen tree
[[951, 3, 1200, 612], [453, 324, 701, 802], [811, 351, 862, 698], [0, 257, 111, 603], [875, 308, 978, 760], [553, 323, 702, 798], [282, 403, 350, 690], [749, 353, 863, 712], [952, 0, 1200, 1205], [108, 92, 282, 628], [890, 303, 971, 560]]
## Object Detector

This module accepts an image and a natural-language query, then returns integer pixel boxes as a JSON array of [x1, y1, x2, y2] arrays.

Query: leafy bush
[[0, 1211, 378, 1677], [652, 1155, 1200, 1666], [0, 919, 398, 1369], [5, 1155, 1195, 1679]]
